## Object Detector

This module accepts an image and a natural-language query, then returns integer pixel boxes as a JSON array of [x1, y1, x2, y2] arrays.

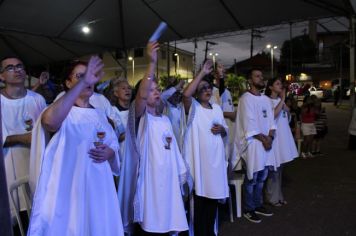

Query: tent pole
[[350, 15, 355, 109]]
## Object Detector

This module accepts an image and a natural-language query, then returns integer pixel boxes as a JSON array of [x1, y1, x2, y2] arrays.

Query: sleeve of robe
[[239, 95, 260, 140], [29, 110, 51, 196], [161, 87, 176, 103]]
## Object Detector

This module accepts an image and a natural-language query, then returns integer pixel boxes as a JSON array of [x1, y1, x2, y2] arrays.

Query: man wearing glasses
[[0, 56, 46, 232]]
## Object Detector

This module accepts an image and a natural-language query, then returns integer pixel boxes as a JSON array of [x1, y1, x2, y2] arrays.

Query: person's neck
[[147, 104, 159, 116], [75, 97, 91, 108], [249, 87, 261, 96], [200, 100, 211, 109], [118, 99, 130, 109], [3, 84, 26, 99], [270, 92, 278, 99]]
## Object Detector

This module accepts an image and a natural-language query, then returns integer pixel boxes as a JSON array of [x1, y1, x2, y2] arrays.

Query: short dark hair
[[0, 55, 23, 72], [62, 60, 87, 91], [247, 67, 263, 79]]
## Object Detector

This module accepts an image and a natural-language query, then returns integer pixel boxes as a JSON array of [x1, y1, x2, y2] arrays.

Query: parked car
[[309, 86, 324, 99]]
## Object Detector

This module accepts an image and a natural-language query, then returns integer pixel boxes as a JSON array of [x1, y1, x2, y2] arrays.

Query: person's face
[[196, 80, 212, 103], [114, 81, 132, 101], [270, 79, 283, 94], [250, 70, 265, 90], [167, 91, 183, 106], [0, 58, 26, 85], [147, 81, 161, 107], [66, 64, 93, 98]]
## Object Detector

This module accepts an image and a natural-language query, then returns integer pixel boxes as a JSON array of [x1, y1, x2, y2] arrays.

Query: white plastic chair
[[9, 176, 32, 236], [229, 172, 244, 218]]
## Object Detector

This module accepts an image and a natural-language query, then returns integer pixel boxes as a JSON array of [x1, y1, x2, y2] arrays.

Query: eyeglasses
[[1, 64, 25, 73], [198, 84, 213, 93], [73, 73, 85, 80]]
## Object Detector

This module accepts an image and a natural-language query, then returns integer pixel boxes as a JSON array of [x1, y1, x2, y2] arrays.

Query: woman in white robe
[[182, 60, 229, 236], [111, 79, 132, 162], [118, 42, 189, 235], [264, 78, 298, 206], [28, 57, 124, 236]]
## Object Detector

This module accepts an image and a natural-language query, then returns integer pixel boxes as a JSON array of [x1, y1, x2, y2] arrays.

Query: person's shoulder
[[26, 89, 46, 101], [240, 91, 250, 99]]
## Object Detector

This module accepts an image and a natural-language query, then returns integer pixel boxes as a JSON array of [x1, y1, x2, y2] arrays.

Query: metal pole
[[271, 48, 274, 78], [132, 59, 135, 82], [289, 22, 293, 74], [167, 42, 170, 77], [250, 29, 254, 58], [350, 16, 355, 108]]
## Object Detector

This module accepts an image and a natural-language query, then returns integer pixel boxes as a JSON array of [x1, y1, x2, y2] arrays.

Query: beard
[[253, 82, 265, 90]]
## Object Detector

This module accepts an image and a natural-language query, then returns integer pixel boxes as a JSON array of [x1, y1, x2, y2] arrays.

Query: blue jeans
[[243, 167, 269, 212]]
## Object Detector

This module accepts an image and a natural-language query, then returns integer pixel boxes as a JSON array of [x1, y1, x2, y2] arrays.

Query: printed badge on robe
[[163, 130, 173, 150], [262, 108, 267, 118]]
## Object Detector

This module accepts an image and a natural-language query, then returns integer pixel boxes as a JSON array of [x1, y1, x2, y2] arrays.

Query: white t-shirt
[[1, 90, 46, 216]]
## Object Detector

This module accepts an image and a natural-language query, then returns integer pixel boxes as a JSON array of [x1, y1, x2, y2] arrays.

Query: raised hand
[[39, 71, 49, 85], [83, 56, 104, 86], [202, 60, 213, 75], [280, 88, 286, 101], [147, 41, 159, 64]]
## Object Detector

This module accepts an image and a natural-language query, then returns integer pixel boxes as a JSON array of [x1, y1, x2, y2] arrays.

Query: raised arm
[[182, 60, 213, 112], [41, 56, 103, 132], [32, 71, 49, 92], [274, 89, 286, 119], [135, 42, 159, 118]]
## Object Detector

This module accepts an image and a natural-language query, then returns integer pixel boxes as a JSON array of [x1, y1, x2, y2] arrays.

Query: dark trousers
[[193, 194, 218, 236]]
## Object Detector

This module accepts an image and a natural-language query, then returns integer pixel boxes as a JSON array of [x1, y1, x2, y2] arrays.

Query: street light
[[266, 44, 277, 78], [128, 56, 134, 82], [174, 53, 180, 75], [209, 52, 218, 69]]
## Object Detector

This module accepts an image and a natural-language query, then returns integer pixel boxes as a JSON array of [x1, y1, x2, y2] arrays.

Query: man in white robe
[[234, 68, 275, 223], [0, 56, 46, 222]]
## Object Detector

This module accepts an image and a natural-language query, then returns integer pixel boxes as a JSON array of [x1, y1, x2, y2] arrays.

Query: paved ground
[[220, 102, 356, 236]]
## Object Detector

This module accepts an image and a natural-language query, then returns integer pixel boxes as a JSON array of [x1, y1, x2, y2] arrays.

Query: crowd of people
[[2, 40, 320, 236]]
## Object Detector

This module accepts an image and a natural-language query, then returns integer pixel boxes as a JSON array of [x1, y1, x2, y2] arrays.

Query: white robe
[[28, 106, 123, 236], [234, 92, 276, 180], [118, 104, 189, 233], [220, 89, 236, 165], [266, 98, 298, 168], [56, 91, 125, 136], [183, 99, 229, 199], [1, 90, 46, 217], [112, 106, 128, 162], [136, 113, 188, 233], [166, 104, 182, 149]]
